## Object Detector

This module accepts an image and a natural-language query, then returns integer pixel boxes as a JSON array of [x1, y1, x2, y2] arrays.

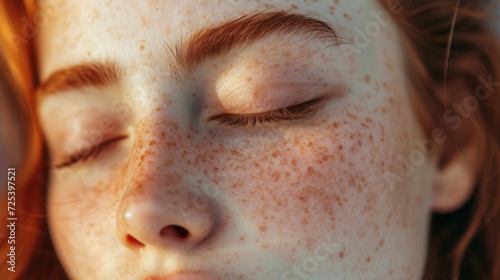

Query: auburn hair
[[0, 0, 499, 279], [384, 0, 500, 279]]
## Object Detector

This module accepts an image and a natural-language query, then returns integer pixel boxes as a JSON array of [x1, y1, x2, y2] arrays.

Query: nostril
[[173, 226, 189, 239], [126, 234, 145, 248], [160, 225, 190, 240]]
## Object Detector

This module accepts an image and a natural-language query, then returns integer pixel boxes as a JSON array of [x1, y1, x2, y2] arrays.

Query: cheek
[[47, 173, 127, 276], [207, 86, 427, 268], [215, 94, 412, 224]]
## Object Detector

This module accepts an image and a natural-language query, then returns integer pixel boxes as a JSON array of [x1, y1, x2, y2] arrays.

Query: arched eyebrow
[[37, 11, 340, 97], [167, 11, 340, 80], [37, 61, 119, 97]]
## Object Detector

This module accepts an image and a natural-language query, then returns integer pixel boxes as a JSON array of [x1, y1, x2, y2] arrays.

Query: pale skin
[[36, 0, 474, 279]]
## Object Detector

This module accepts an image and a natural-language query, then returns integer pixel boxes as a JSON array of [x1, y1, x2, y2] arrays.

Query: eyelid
[[53, 135, 128, 169], [210, 97, 328, 127]]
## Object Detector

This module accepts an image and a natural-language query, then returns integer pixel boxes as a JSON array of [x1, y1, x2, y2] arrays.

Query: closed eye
[[53, 135, 128, 169], [209, 97, 328, 127]]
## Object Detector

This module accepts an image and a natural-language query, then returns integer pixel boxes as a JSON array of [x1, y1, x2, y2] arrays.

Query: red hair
[[380, 0, 500, 278]]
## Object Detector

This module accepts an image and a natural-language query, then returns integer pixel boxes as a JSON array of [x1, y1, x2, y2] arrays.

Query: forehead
[[37, 0, 399, 78]]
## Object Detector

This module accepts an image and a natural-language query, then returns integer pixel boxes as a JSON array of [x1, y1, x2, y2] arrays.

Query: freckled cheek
[[48, 179, 122, 259], [215, 134, 351, 230], [215, 108, 410, 234], [49, 177, 122, 216], [49, 221, 119, 278]]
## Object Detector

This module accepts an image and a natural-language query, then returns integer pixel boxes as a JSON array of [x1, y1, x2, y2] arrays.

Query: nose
[[116, 184, 215, 252]]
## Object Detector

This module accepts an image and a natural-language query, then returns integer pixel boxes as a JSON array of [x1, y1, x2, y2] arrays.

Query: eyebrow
[[167, 11, 340, 80], [37, 11, 339, 96], [37, 61, 119, 96]]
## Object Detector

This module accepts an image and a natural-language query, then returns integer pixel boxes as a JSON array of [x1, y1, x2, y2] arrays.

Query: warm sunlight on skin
[[37, 0, 436, 279]]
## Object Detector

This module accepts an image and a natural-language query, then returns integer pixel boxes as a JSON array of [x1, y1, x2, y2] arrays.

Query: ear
[[433, 145, 477, 213], [431, 58, 483, 213]]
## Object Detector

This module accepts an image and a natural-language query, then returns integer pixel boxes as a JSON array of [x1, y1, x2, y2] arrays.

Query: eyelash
[[210, 97, 328, 127], [54, 135, 128, 169]]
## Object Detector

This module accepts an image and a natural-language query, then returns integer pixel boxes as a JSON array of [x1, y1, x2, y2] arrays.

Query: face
[[37, 0, 436, 279]]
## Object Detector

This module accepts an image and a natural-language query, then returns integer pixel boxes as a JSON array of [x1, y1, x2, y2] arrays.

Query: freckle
[[338, 145, 343, 150], [332, 122, 339, 128], [291, 4, 298, 9], [347, 113, 358, 120], [307, 166, 314, 173], [292, 159, 297, 165], [339, 251, 344, 259], [139, 44, 145, 50], [149, 140, 156, 146], [259, 225, 267, 232], [366, 256, 371, 263], [246, 77, 252, 82], [231, 149, 241, 156], [364, 74, 371, 83], [340, 155, 345, 162]]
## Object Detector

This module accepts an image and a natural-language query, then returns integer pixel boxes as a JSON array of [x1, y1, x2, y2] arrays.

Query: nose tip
[[117, 194, 214, 252]]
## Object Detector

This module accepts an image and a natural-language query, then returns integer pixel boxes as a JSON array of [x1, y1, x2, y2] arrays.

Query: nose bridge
[[126, 111, 191, 187], [116, 117, 215, 252]]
